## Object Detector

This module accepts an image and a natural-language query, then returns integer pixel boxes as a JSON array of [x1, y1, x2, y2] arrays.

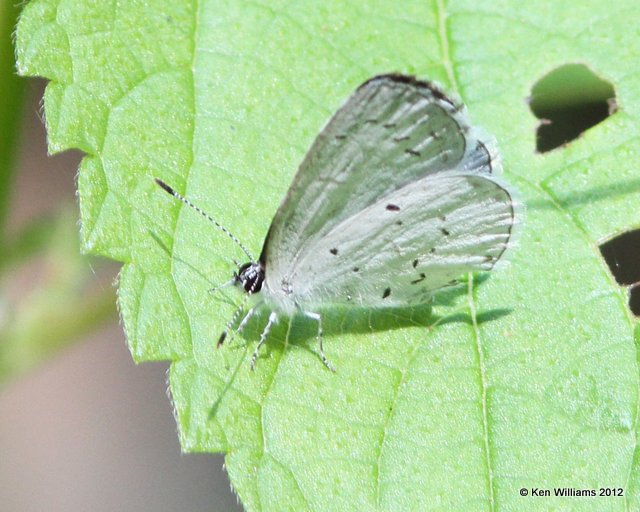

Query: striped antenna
[[155, 178, 254, 262]]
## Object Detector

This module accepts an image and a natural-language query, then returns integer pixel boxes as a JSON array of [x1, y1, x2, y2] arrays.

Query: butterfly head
[[235, 262, 265, 294]]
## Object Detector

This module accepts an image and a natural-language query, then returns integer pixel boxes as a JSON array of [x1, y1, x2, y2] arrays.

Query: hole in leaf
[[600, 230, 640, 316], [629, 286, 640, 317], [600, 230, 640, 286], [529, 63, 617, 152]]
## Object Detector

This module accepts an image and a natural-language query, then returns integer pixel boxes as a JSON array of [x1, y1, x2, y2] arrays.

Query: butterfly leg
[[236, 304, 258, 335], [305, 311, 335, 372], [250, 311, 278, 370], [222, 302, 260, 348], [217, 293, 254, 347], [208, 277, 235, 296]]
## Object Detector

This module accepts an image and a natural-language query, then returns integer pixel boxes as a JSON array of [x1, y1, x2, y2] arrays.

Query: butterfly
[[156, 74, 516, 371]]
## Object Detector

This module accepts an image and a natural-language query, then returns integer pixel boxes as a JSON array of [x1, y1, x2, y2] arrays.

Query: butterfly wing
[[261, 75, 499, 292], [288, 173, 514, 307]]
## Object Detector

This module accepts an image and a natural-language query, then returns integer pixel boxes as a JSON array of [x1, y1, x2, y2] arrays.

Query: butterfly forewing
[[262, 75, 497, 290]]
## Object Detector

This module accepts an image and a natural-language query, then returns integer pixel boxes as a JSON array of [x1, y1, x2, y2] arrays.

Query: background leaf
[[16, 0, 639, 510]]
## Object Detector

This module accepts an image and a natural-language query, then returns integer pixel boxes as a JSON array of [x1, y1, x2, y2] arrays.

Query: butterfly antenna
[[155, 178, 254, 262]]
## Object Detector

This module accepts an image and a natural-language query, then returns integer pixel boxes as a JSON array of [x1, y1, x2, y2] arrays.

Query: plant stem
[[0, 286, 117, 386], [0, 2, 26, 235]]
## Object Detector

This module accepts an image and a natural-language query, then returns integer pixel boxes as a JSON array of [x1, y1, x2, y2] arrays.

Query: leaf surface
[[17, 1, 640, 510]]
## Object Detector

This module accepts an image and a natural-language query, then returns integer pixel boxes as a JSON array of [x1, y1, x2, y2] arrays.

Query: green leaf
[[0, 1, 116, 384], [16, 1, 639, 510]]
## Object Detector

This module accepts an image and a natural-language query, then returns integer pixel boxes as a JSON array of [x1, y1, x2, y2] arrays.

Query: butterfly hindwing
[[289, 174, 514, 307]]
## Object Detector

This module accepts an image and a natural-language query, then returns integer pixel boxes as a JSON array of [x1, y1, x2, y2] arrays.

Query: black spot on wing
[[412, 259, 419, 268], [441, 228, 450, 236], [382, 287, 391, 299], [386, 204, 400, 211], [411, 273, 426, 284], [352, 267, 360, 272], [330, 248, 338, 255]]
